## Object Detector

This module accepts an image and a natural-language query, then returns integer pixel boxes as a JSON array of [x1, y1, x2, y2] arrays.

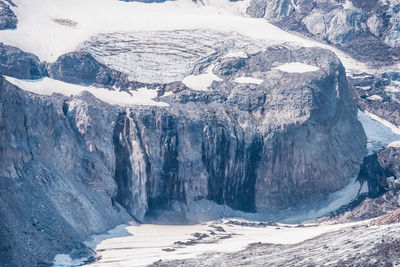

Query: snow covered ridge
[[5, 76, 169, 107]]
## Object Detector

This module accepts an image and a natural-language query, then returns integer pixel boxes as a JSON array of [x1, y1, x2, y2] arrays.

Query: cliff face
[[0, 77, 131, 266], [0, 42, 366, 265]]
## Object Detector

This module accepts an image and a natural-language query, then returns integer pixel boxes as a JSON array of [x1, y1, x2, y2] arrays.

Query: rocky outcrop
[[247, 0, 400, 65], [48, 51, 144, 90], [107, 46, 366, 218], [318, 147, 400, 223], [0, 43, 366, 265], [0, 43, 45, 79], [348, 71, 400, 127], [378, 146, 400, 178], [357, 153, 394, 198], [0, 76, 131, 266], [0, 0, 17, 30]]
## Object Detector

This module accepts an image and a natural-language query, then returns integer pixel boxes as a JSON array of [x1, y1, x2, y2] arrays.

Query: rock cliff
[[0, 40, 366, 265]]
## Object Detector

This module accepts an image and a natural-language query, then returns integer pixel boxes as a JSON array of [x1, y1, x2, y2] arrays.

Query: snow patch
[[388, 141, 400, 148], [234, 76, 264, 85], [358, 110, 400, 153], [366, 95, 383, 101], [53, 254, 86, 267], [182, 65, 222, 91], [273, 62, 320, 73], [342, 0, 354, 9], [386, 85, 400, 93], [5, 76, 169, 107], [359, 181, 369, 194], [356, 86, 372, 91]]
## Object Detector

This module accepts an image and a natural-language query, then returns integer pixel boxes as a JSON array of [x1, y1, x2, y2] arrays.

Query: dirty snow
[[5, 76, 169, 107]]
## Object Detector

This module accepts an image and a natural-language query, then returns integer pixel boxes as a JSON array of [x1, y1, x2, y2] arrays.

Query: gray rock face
[[348, 71, 400, 127], [106, 46, 366, 219], [247, 0, 400, 65], [0, 1, 17, 30], [0, 43, 45, 79], [0, 43, 366, 265], [0, 76, 131, 266], [379, 147, 400, 178], [48, 51, 144, 90]]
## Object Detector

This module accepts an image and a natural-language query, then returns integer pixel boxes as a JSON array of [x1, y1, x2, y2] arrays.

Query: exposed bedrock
[[349, 71, 400, 127], [48, 51, 145, 90], [0, 45, 366, 265], [0, 43, 46, 79], [0, 0, 17, 30], [0, 76, 130, 266], [108, 46, 366, 218], [247, 0, 400, 65], [320, 147, 400, 222]]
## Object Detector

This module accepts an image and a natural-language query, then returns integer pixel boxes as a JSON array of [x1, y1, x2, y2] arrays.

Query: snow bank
[[5, 76, 169, 107], [273, 62, 320, 73], [234, 76, 264, 85]]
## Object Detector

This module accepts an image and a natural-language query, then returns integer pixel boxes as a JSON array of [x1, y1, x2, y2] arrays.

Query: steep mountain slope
[[0, 37, 366, 267], [0, 0, 398, 266]]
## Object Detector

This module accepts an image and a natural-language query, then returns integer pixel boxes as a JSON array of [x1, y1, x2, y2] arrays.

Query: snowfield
[[54, 220, 362, 267], [5, 76, 169, 107], [1, 0, 315, 63], [1, 0, 379, 77]]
